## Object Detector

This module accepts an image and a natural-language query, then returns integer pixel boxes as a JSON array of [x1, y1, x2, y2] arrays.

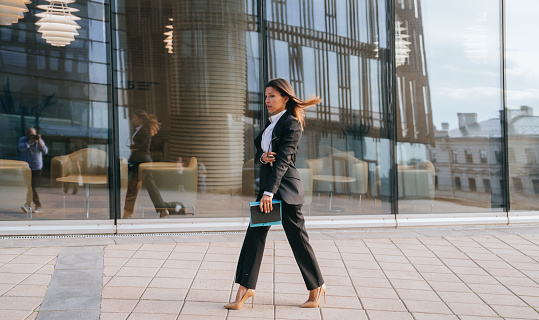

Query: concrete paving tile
[[139, 243, 176, 252], [389, 279, 431, 290], [274, 282, 306, 295], [0, 255, 18, 263], [0, 264, 44, 274], [351, 277, 393, 288], [149, 277, 193, 289], [420, 272, 460, 282], [345, 261, 382, 271], [0, 273, 30, 284], [0, 248, 28, 255], [365, 310, 413, 320], [185, 260, 222, 270], [339, 253, 376, 262], [361, 297, 407, 312], [0, 283, 15, 295], [105, 276, 153, 288], [396, 288, 441, 302], [384, 270, 423, 280], [490, 305, 539, 319], [347, 268, 385, 278], [521, 295, 539, 308], [274, 272, 305, 284], [115, 266, 160, 278], [457, 274, 499, 285], [478, 293, 528, 306], [104, 250, 137, 259], [190, 279, 232, 291], [172, 244, 209, 253], [428, 280, 471, 293], [177, 315, 224, 320], [141, 287, 188, 301], [412, 313, 459, 320], [8, 255, 55, 265], [413, 264, 453, 274], [123, 258, 165, 268], [496, 276, 537, 287], [467, 283, 514, 295], [4, 284, 47, 297], [320, 308, 368, 320], [377, 262, 417, 272], [132, 299, 182, 314], [203, 254, 238, 263], [0, 297, 42, 311], [36, 310, 101, 320], [131, 250, 171, 260], [317, 259, 346, 268], [101, 286, 146, 300], [20, 274, 51, 286], [25, 311, 38, 320], [224, 302, 274, 318], [356, 287, 400, 300], [319, 295, 361, 309], [0, 310, 33, 320], [155, 267, 198, 279], [440, 258, 478, 268], [99, 313, 130, 320], [100, 299, 138, 313], [104, 257, 130, 267], [508, 285, 539, 297], [320, 275, 353, 286], [185, 289, 230, 302], [437, 291, 483, 304], [128, 313, 178, 320], [103, 266, 121, 277], [168, 252, 205, 261], [403, 300, 453, 314], [180, 301, 228, 317], [446, 302, 498, 317], [106, 244, 142, 251], [35, 264, 54, 275], [275, 305, 321, 319], [191, 269, 235, 280]]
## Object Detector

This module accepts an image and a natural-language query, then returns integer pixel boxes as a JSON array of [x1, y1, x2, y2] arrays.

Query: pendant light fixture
[[36, 0, 80, 47], [163, 18, 173, 54], [375, 20, 411, 67], [0, 0, 31, 25]]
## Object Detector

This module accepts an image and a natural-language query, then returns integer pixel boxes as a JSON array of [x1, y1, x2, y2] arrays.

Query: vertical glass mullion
[[388, 0, 398, 216], [108, 0, 121, 222], [500, 0, 510, 213]]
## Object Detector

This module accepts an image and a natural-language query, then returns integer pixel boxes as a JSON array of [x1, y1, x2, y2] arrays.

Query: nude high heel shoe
[[224, 288, 255, 310], [301, 284, 326, 308]]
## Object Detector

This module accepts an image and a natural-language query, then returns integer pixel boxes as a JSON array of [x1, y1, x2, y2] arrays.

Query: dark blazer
[[128, 126, 152, 164], [255, 111, 304, 205]]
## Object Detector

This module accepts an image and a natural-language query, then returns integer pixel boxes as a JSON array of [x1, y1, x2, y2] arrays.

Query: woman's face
[[265, 86, 288, 115], [132, 114, 142, 126]]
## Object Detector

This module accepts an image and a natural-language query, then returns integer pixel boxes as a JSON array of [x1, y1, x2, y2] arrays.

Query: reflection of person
[[18, 128, 48, 214], [123, 110, 183, 218], [225, 79, 325, 310]]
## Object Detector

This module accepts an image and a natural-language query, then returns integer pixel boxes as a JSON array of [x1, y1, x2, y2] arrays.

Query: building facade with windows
[[0, 0, 537, 235]]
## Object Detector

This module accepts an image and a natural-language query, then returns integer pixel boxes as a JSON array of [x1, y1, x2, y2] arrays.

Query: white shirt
[[261, 110, 286, 152], [132, 125, 143, 141], [261, 110, 286, 198]]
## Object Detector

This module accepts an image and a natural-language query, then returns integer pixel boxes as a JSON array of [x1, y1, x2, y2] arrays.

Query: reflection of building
[[427, 113, 503, 208], [426, 107, 539, 209]]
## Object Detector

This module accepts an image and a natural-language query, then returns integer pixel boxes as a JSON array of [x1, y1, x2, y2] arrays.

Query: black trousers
[[31, 169, 42, 207], [124, 165, 167, 213], [235, 201, 324, 290]]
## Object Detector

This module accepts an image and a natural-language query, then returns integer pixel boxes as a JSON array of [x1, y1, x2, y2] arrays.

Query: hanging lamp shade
[[36, 0, 80, 47], [0, 0, 31, 25], [374, 20, 411, 67], [163, 18, 173, 54]]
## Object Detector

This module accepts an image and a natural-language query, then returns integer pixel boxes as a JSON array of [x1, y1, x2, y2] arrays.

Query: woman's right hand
[[262, 152, 277, 163]]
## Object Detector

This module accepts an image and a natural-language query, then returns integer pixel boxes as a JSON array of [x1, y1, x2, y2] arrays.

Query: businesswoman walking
[[225, 78, 325, 310], [124, 110, 171, 219]]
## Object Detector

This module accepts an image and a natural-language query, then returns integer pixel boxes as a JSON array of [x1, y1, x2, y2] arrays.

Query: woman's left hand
[[259, 194, 273, 213]]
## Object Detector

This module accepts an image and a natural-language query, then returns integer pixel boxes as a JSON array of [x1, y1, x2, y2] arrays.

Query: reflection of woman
[[124, 110, 170, 218], [225, 79, 325, 310]]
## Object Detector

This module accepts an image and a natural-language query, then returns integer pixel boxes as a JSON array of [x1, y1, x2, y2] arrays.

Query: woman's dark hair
[[133, 109, 161, 136], [265, 78, 321, 129]]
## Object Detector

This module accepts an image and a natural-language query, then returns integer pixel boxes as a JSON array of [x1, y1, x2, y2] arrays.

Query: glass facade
[[0, 0, 537, 228]]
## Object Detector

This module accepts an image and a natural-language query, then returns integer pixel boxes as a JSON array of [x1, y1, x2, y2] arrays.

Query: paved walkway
[[0, 225, 538, 320]]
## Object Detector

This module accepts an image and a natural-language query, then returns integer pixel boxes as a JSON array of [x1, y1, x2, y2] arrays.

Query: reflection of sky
[[419, 1, 539, 130]]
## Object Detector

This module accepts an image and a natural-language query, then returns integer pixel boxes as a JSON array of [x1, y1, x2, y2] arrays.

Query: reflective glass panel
[[0, 0, 111, 220], [396, 0, 503, 213], [507, 0, 539, 210], [266, 0, 392, 216], [113, 0, 260, 219]]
